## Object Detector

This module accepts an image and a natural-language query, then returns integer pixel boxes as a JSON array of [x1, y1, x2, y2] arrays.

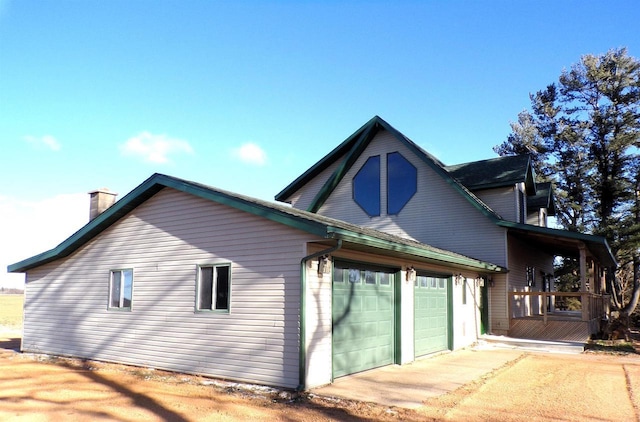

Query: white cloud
[[231, 142, 267, 166], [23, 134, 61, 151], [0, 193, 88, 289], [120, 132, 194, 164]]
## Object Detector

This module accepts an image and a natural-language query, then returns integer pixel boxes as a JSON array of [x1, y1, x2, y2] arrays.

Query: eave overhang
[[497, 220, 617, 268]]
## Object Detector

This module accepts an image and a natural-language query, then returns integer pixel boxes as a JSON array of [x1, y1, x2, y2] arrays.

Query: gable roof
[[8, 173, 507, 274], [445, 155, 537, 195], [275, 115, 503, 219], [527, 182, 556, 216], [274, 115, 615, 268]]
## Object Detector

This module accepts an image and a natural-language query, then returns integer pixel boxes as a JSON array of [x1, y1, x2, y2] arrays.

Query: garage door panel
[[333, 263, 395, 378], [414, 275, 449, 357]]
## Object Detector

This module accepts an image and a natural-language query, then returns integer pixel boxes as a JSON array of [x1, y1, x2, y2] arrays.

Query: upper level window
[[387, 152, 417, 214], [197, 264, 231, 312], [353, 155, 381, 216], [109, 269, 133, 310]]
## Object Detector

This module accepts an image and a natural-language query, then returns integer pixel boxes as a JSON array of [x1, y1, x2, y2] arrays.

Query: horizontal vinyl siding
[[489, 273, 508, 334], [23, 188, 317, 388], [317, 130, 507, 267], [286, 154, 346, 210], [475, 187, 517, 222], [506, 234, 554, 319]]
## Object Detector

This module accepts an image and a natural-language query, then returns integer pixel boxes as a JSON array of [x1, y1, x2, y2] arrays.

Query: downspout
[[298, 239, 342, 391]]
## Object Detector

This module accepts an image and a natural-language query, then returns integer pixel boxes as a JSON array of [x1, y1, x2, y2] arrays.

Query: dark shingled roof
[[527, 182, 556, 216], [8, 173, 506, 274], [445, 155, 536, 195]]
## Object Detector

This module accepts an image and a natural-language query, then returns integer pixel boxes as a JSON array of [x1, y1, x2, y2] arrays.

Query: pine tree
[[496, 48, 640, 318]]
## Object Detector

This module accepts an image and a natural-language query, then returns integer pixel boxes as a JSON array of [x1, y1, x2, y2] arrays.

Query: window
[[387, 152, 417, 214], [109, 269, 133, 310], [197, 264, 231, 311], [353, 155, 381, 216], [352, 152, 417, 217]]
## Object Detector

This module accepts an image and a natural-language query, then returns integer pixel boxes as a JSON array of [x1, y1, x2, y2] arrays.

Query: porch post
[[579, 244, 589, 321]]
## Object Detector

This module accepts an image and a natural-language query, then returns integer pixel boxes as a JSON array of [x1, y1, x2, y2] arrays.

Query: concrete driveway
[[312, 348, 524, 409]]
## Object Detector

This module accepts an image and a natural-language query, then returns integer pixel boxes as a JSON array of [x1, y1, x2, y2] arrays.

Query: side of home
[[10, 174, 505, 389]]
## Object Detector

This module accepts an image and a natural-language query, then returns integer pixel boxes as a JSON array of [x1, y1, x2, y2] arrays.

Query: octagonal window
[[353, 155, 380, 216], [387, 152, 417, 214]]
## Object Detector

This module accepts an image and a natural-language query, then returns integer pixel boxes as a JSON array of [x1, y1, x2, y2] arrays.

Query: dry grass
[[0, 294, 23, 329]]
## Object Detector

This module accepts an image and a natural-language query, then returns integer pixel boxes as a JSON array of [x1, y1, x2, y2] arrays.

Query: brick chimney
[[88, 188, 117, 221]]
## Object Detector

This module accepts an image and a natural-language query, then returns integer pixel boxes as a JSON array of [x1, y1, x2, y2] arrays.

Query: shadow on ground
[[0, 337, 20, 352]]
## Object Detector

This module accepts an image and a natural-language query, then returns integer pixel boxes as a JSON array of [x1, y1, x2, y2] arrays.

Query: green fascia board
[[8, 173, 331, 273], [10, 172, 504, 275], [7, 180, 165, 273], [297, 115, 502, 221], [496, 220, 617, 267], [307, 119, 379, 213], [327, 227, 507, 273], [275, 116, 383, 203]]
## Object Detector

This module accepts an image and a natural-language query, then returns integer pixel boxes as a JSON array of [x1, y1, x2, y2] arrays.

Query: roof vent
[[88, 188, 117, 221]]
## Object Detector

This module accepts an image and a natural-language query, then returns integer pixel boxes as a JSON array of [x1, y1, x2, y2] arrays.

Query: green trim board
[[273, 115, 615, 269], [497, 220, 617, 267], [275, 115, 503, 221], [8, 173, 506, 275], [327, 227, 507, 273]]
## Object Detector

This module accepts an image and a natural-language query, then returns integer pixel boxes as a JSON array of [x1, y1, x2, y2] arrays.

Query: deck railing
[[508, 291, 610, 326]]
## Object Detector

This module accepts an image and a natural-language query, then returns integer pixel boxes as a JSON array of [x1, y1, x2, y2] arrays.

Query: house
[[8, 116, 615, 390]]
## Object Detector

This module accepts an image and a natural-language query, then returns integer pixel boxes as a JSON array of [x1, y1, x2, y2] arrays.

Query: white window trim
[[196, 263, 232, 313], [108, 268, 133, 311]]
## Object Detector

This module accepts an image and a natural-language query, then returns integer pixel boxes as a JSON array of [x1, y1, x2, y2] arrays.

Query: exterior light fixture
[[317, 255, 332, 277], [406, 266, 416, 282]]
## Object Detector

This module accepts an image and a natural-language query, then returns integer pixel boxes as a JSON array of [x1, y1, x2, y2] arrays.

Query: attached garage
[[332, 261, 397, 378], [414, 274, 450, 357]]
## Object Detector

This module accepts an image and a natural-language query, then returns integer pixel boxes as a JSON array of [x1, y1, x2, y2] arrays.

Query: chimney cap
[[88, 188, 117, 195]]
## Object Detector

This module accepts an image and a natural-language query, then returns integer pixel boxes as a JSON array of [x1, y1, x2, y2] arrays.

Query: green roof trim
[[327, 227, 507, 273], [307, 118, 379, 213], [496, 220, 617, 267], [279, 115, 502, 221], [8, 173, 505, 274]]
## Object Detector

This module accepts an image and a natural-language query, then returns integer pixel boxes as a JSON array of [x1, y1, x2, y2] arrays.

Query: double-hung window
[[197, 264, 231, 312], [109, 269, 133, 310]]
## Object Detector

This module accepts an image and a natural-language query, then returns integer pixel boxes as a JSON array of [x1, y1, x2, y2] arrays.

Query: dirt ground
[[1, 327, 640, 421]]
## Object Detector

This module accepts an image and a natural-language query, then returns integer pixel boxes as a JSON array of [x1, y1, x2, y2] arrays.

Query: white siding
[[317, 130, 507, 267], [304, 246, 333, 388], [475, 187, 517, 222], [452, 276, 484, 349], [22, 188, 319, 389]]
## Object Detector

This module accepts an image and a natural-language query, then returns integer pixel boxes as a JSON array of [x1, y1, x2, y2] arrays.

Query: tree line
[[494, 48, 640, 319]]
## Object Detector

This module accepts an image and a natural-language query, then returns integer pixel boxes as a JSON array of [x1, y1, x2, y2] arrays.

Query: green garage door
[[414, 274, 449, 357], [332, 262, 395, 378]]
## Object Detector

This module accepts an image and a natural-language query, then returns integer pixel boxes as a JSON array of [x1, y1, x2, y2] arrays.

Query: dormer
[[526, 182, 556, 227], [445, 155, 536, 224]]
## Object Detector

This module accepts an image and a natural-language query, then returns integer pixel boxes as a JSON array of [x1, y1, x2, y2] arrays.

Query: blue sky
[[1, 0, 639, 287]]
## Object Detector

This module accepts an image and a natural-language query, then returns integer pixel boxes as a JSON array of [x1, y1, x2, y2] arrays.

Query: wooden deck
[[508, 316, 597, 342], [507, 291, 609, 342]]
